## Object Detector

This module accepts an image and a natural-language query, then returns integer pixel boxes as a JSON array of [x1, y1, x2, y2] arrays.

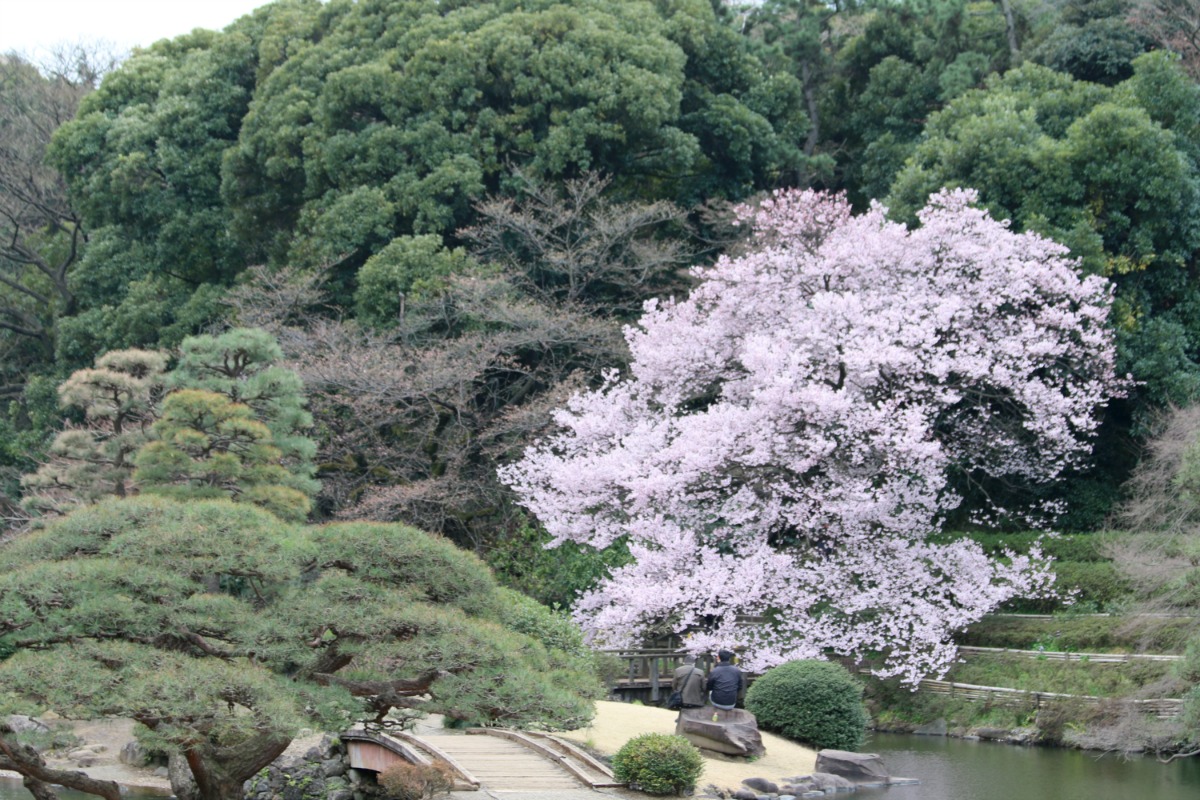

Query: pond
[[2, 735, 1199, 799], [863, 732, 1200, 800], [0, 778, 168, 800]]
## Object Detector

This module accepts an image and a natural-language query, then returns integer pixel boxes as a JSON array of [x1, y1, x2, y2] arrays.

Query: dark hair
[[718, 649, 735, 663]]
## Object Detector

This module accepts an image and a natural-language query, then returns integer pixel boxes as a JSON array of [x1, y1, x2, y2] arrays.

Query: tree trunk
[[800, 60, 821, 158], [177, 735, 293, 800], [998, 0, 1021, 63]]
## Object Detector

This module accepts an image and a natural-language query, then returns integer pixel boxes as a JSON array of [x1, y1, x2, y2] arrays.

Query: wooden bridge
[[341, 726, 622, 792]]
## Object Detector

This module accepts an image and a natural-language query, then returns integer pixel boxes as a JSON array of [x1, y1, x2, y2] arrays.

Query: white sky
[[0, 0, 276, 62]]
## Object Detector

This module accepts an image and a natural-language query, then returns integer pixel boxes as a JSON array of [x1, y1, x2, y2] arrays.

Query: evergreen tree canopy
[[46, 0, 810, 364], [0, 497, 599, 800], [888, 53, 1200, 417]]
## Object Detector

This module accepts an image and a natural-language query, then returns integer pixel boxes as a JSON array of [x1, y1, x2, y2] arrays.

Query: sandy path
[[554, 701, 817, 792], [0, 719, 171, 793]]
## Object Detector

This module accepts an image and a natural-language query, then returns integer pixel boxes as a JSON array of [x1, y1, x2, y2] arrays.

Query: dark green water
[[0, 780, 168, 800], [863, 733, 1200, 800], [2, 735, 1199, 799]]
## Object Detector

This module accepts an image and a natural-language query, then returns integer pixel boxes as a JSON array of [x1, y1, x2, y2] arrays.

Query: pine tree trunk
[[172, 736, 292, 800], [998, 0, 1021, 63]]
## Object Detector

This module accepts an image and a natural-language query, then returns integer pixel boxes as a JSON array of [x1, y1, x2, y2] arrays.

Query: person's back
[[672, 657, 706, 708], [706, 650, 743, 709]]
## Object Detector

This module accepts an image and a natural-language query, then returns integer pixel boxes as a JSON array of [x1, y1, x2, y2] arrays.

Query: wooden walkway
[[347, 727, 622, 792], [422, 732, 582, 791]]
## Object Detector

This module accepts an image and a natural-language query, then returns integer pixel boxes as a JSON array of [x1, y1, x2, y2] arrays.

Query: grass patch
[[958, 613, 1194, 653], [945, 653, 1172, 697], [865, 678, 1037, 730]]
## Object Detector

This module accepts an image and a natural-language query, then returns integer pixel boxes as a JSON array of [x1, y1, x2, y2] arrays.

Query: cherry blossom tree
[[502, 188, 1125, 684]]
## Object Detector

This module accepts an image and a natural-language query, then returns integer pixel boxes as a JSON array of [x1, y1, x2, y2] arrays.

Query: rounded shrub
[[611, 733, 704, 795], [744, 659, 868, 751]]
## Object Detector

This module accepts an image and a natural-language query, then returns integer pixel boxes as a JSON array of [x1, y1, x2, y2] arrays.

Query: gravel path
[[553, 701, 817, 792]]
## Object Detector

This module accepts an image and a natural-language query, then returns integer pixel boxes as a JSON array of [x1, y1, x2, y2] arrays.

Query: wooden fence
[[917, 679, 1184, 719], [598, 648, 712, 702], [957, 645, 1183, 664], [601, 647, 1186, 718]]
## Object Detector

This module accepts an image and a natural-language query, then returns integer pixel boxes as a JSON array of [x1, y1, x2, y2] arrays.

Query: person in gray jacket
[[672, 655, 707, 709]]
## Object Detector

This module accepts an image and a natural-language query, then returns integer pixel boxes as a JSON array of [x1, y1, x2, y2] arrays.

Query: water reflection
[[0, 778, 168, 800], [864, 733, 1200, 800]]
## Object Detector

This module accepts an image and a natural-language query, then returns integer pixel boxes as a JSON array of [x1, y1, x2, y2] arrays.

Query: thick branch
[[0, 729, 123, 800]]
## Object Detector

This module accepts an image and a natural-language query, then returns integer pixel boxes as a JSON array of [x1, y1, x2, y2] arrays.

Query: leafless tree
[[221, 174, 701, 548], [460, 171, 693, 315], [1130, 0, 1200, 78], [0, 45, 118, 347], [1111, 405, 1200, 607]]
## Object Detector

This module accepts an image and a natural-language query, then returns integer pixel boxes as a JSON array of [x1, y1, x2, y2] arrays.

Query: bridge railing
[[596, 648, 718, 702]]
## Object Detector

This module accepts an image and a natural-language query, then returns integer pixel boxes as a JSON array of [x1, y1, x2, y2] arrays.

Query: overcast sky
[[0, 0, 276, 62]]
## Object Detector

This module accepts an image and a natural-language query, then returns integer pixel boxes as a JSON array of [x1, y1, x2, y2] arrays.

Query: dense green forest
[[3, 0, 1200, 564], [6, 0, 1200, 774]]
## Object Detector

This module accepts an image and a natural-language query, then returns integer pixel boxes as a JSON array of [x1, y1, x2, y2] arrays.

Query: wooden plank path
[[344, 725, 623, 792], [420, 732, 584, 791]]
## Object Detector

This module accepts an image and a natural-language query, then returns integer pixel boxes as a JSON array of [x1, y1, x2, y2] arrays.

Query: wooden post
[[649, 657, 660, 701]]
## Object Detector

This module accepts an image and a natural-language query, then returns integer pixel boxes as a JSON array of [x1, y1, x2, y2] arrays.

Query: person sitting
[[705, 649, 743, 718], [672, 654, 706, 709]]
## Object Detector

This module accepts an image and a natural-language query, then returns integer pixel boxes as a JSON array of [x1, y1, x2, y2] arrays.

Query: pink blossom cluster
[[501, 188, 1124, 684]]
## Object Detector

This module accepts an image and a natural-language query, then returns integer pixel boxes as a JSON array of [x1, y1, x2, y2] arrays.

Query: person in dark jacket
[[672, 655, 707, 709], [706, 649, 743, 716]]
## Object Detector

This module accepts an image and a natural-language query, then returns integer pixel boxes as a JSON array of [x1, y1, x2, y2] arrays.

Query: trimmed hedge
[[745, 660, 868, 751], [612, 733, 704, 795]]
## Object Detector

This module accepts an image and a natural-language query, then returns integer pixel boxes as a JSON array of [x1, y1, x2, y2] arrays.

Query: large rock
[[3, 715, 50, 735], [119, 740, 148, 767], [912, 718, 947, 737], [676, 707, 765, 758], [813, 750, 890, 786], [809, 772, 856, 793]]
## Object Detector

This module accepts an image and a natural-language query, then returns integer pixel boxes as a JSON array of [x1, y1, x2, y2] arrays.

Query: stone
[[329, 791, 354, 800], [676, 707, 766, 758], [86, 743, 108, 753], [780, 796, 796, 800], [732, 790, 758, 800], [3, 715, 50, 735], [912, 718, 947, 736], [153, 767, 169, 778], [741, 777, 779, 794], [118, 740, 147, 767], [781, 782, 815, 795], [801, 793, 825, 799], [67, 750, 98, 767], [813, 750, 891, 785], [809, 772, 855, 793], [973, 727, 1011, 741]]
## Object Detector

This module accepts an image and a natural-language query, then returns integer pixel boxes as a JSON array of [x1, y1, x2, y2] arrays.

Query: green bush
[[611, 733, 704, 795], [745, 660, 868, 751]]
